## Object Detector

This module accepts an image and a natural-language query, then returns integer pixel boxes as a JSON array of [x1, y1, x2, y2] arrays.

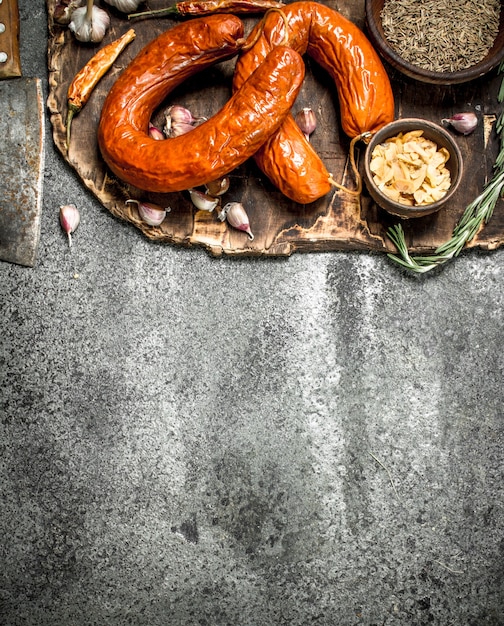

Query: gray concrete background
[[1, 2, 503, 625]]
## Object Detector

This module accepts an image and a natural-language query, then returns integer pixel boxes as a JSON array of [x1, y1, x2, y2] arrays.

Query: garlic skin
[[168, 121, 195, 138], [54, 0, 85, 25], [164, 106, 207, 137], [218, 202, 254, 240], [165, 105, 197, 126], [295, 107, 317, 141], [59, 204, 80, 247], [69, 4, 110, 43], [205, 176, 230, 197], [126, 199, 168, 226], [148, 123, 165, 141], [188, 189, 219, 212], [442, 112, 478, 135], [103, 0, 142, 12]]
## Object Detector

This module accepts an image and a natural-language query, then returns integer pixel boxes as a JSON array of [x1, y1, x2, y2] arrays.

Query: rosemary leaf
[[499, 76, 504, 102]]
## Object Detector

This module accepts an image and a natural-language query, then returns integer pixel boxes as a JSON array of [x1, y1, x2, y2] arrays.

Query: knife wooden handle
[[0, 0, 21, 79]]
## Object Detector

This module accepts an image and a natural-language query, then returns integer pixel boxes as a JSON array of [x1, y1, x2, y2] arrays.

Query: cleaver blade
[[0, 0, 45, 267]]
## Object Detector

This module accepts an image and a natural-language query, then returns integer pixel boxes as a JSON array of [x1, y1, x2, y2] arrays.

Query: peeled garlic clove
[[148, 122, 165, 141], [205, 176, 230, 197], [59, 204, 80, 247], [220, 202, 254, 240], [295, 107, 317, 141], [188, 189, 219, 212], [126, 199, 168, 226], [441, 112, 478, 135]]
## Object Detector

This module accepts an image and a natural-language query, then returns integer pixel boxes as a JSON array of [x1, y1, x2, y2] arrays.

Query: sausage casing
[[98, 16, 305, 193], [233, 2, 395, 203]]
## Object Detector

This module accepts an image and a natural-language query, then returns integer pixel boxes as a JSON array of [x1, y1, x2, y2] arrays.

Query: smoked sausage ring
[[233, 2, 396, 204], [98, 15, 305, 193]]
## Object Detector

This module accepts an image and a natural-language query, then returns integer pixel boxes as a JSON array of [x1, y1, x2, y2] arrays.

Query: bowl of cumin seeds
[[365, 0, 504, 84]]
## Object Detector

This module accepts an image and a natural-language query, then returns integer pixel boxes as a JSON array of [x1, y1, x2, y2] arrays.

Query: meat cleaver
[[0, 0, 45, 267]]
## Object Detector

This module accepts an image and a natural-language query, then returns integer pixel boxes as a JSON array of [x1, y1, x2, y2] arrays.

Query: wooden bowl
[[365, 0, 504, 84], [363, 118, 464, 219]]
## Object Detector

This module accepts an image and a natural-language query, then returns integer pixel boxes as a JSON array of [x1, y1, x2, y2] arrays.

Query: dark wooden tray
[[46, 0, 504, 256]]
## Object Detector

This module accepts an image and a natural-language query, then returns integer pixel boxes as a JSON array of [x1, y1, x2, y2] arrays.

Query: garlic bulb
[[103, 0, 142, 12], [126, 199, 168, 226], [69, 1, 110, 43], [59, 204, 80, 247]]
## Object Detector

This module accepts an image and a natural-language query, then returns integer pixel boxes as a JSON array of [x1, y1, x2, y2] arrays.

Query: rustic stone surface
[[0, 2, 503, 626]]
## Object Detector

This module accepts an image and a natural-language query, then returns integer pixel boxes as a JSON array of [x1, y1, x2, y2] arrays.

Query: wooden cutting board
[[46, 0, 504, 257]]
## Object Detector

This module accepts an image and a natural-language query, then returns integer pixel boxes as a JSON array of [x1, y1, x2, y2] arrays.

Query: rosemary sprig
[[387, 61, 504, 273]]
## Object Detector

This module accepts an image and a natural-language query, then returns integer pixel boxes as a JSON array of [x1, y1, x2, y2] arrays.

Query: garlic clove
[[164, 105, 207, 137], [126, 199, 168, 226], [441, 112, 478, 135], [69, 5, 110, 43], [53, 0, 85, 25], [168, 121, 195, 138], [219, 202, 254, 240], [59, 204, 80, 247], [205, 176, 230, 197], [295, 107, 317, 141], [165, 105, 196, 126], [148, 122, 165, 141], [188, 189, 220, 212]]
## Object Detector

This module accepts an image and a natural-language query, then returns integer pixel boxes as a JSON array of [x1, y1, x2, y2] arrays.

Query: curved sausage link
[[233, 2, 395, 204], [98, 16, 305, 193]]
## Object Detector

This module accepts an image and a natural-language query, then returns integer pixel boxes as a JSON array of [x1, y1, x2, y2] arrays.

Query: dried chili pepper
[[128, 0, 284, 20], [66, 28, 136, 151]]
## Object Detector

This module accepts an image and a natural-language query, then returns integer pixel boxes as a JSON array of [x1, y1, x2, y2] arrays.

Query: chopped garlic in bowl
[[363, 119, 463, 218], [370, 130, 451, 206]]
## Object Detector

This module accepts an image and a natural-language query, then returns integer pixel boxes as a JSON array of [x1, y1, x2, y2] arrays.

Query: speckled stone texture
[[1, 2, 504, 625]]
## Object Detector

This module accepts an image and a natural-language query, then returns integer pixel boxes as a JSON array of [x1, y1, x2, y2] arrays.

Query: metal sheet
[[0, 77, 45, 267]]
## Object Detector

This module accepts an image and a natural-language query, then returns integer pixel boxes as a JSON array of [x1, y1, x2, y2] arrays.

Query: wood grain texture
[[0, 0, 22, 78], [46, 0, 504, 256]]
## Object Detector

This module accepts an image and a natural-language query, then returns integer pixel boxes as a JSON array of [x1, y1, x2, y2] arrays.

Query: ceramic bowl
[[365, 0, 504, 84], [363, 118, 463, 218]]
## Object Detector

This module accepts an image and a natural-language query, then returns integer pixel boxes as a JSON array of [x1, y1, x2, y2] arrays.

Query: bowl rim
[[364, 0, 504, 84], [363, 118, 464, 216]]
